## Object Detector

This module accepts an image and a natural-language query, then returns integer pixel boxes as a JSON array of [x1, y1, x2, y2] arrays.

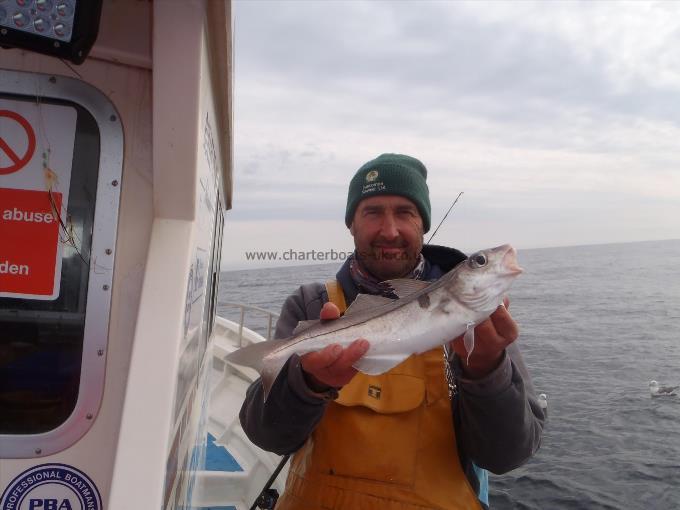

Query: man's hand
[[300, 302, 370, 391], [319, 301, 342, 321], [450, 297, 518, 379]]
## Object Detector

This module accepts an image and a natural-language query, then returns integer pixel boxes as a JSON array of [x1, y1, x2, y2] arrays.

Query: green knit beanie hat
[[345, 153, 431, 232]]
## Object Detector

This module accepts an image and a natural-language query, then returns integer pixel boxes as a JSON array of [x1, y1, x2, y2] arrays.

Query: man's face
[[350, 195, 424, 281]]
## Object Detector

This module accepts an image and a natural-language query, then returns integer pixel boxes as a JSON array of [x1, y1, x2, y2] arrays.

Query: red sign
[[0, 187, 62, 297], [0, 109, 36, 175]]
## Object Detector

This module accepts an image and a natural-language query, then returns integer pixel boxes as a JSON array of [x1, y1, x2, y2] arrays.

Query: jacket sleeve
[[239, 283, 332, 455], [451, 342, 546, 474]]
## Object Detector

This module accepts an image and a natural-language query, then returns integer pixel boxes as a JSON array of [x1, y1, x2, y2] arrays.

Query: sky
[[222, 0, 680, 270]]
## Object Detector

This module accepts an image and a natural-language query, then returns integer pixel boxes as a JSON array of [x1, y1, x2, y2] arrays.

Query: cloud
[[222, 0, 680, 268], [236, 1, 680, 122]]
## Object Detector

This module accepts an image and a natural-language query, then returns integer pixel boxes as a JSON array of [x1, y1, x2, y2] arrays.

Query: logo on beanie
[[365, 170, 379, 182]]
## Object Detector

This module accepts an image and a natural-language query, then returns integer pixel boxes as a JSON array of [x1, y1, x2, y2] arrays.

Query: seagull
[[649, 380, 679, 397], [538, 393, 548, 410]]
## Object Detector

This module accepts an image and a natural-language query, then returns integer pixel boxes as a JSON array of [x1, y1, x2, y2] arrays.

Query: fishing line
[[426, 191, 463, 245], [35, 81, 91, 266], [59, 58, 84, 80]]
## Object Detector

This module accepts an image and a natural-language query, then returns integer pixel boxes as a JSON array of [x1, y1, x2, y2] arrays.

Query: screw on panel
[[86, 413, 93, 420], [54, 41, 60, 48], [49, 76, 56, 84], [35, 448, 42, 455], [103, 284, 110, 291], [97, 349, 104, 356], [111, 180, 119, 186], [1, 29, 8, 36], [110, 114, 117, 122], [105, 249, 112, 255]]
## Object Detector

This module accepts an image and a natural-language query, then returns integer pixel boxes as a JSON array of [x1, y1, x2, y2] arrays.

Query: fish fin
[[383, 278, 432, 298], [463, 322, 475, 365], [344, 294, 394, 317], [225, 341, 288, 401], [292, 319, 318, 335], [260, 353, 289, 402], [352, 353, 409, 375]]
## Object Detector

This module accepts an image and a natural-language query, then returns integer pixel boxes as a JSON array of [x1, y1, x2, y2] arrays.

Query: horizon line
[[220, 237, 680, 273]]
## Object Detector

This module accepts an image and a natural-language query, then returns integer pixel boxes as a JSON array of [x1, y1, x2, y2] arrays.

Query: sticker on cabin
[[0, 463, 102, 510], [0, 99, 77, 300]]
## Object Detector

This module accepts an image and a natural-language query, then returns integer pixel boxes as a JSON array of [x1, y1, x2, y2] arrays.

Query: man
[[240, 154, 545, 510]]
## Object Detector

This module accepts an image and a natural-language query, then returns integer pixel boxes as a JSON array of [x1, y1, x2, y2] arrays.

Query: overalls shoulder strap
[[325, 279, 347, 314]]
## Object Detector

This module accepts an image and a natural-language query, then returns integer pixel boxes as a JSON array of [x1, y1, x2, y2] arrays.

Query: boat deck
[[192, 312, 287, 510]]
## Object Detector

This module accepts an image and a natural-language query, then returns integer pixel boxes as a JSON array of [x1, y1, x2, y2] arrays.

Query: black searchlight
[[0, 0, 103, 65]]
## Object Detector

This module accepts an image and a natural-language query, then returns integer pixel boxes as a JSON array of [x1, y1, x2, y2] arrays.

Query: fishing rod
[[426, 191, 464, 245], [250, 454, 290, 509]]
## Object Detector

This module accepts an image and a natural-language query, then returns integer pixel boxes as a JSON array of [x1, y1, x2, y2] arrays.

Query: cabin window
[[0, 94, 98, 434], [0, 71, 122, 457]]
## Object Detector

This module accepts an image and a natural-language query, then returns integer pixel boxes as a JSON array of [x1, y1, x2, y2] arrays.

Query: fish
[[226, 244, 523, 400]]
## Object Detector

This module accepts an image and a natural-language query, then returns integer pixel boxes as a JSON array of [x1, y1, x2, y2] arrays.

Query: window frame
[[0, 69, 123, 458]]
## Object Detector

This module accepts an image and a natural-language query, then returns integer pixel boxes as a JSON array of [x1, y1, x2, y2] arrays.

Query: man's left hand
[[449, 297, 518, 379]]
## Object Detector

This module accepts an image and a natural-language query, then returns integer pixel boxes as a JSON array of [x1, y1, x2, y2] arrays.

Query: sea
[[216, 239, 680, 510]]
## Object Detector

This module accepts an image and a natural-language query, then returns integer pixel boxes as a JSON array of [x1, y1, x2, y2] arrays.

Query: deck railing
[[220, 302, 280, 346]]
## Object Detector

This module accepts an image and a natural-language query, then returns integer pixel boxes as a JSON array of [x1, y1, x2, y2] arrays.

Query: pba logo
[[0, 464, 101, 510]]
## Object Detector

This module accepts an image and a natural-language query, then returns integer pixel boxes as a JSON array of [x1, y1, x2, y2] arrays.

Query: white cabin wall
[[0, 32, 154, 510], [0, 2, 232, 508], [110, 2, 232, 509]]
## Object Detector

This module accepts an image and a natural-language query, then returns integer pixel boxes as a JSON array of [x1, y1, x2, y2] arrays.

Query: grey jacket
[[239, 245, 545, 507]]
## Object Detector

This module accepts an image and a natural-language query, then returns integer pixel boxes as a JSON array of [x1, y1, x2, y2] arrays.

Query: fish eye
[[469, 252, 487, 268]]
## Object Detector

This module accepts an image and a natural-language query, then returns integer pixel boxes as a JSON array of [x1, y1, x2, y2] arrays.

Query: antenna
[[426, 191, 464, 245]]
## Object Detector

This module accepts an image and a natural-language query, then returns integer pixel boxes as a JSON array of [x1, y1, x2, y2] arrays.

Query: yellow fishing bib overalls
[[275, 281, 481, 510]]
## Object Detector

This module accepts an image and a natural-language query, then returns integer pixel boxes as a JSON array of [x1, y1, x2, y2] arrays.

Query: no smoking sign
[[0, 110, 36, 175]]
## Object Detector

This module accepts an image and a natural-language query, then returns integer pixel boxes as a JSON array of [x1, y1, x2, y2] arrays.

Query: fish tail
[[225, 341, 288, 401]]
